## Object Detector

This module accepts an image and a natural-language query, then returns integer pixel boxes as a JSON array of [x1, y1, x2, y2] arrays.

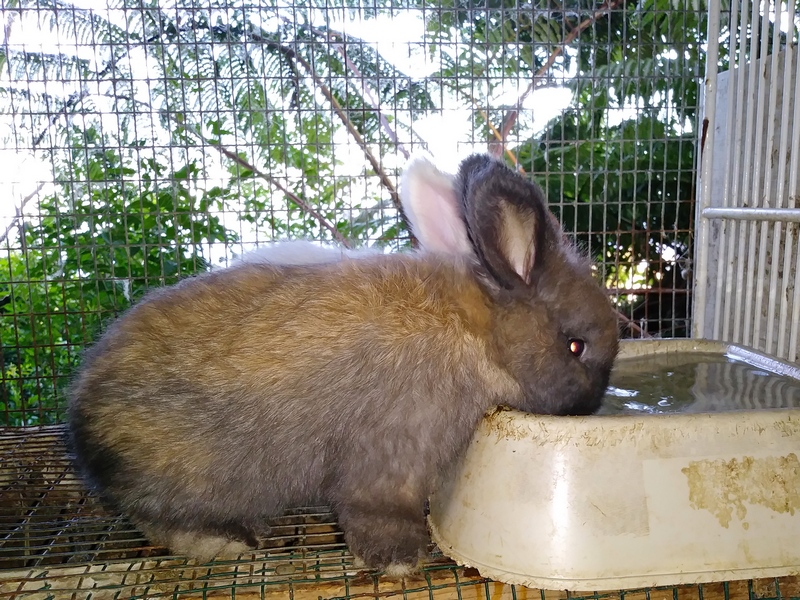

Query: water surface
[[599, 352, 800, 415]]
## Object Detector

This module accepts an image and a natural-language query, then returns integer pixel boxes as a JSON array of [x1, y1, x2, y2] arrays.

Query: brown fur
[[67, 153, 619, 572]]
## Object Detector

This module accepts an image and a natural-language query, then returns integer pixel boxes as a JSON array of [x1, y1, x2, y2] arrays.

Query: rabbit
[[67, 152, 619, 576]]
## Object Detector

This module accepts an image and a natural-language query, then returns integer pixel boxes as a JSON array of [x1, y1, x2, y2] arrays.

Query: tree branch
[[318, 27, 410, 160], [479, 109, 522, 170], [0, 182, 47, 246], [488, 0, 627, 155], [246, 25, 412, 241], [178, 118, 352, 248], [214, 144, 353, 249], [290, 51, 403, 217]]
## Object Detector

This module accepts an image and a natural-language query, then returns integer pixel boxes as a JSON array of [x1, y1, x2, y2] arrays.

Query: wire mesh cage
[[1, 430, 798, 599], [0, 0, 703, 427], [1, 0, 797, 598]]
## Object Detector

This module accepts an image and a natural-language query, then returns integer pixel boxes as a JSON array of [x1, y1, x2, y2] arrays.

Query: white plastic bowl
[[428, 339, 800, 591]]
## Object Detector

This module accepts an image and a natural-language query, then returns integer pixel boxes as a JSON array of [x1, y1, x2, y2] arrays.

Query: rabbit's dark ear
[[457, 155, 547, 289], [400, 154, 472, 255]]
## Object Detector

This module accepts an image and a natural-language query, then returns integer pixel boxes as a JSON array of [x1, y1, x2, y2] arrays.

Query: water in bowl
[[599, 352, 800, 415]]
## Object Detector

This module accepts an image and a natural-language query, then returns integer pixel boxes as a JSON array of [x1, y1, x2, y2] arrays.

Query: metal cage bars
[[694, 0, 800, 361]]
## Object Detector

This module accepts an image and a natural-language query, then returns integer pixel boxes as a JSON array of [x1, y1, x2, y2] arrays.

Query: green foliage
[[521, 110, 695, 287], [2, 0, 435, 424], [1, 126, 234, 426], [421, 0, 724, 336]]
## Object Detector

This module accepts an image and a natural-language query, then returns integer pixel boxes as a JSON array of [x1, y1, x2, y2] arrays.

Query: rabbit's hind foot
[[140, 524, 258, 563]]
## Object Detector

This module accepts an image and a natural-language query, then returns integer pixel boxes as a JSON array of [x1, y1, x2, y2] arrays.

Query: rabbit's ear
[[458, 155, 547, 289], [400, 155, 472, 255]]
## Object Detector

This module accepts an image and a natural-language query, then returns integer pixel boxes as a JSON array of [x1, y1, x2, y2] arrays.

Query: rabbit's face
[[402, 152, 620, 417], [493, 244, 619, 416]]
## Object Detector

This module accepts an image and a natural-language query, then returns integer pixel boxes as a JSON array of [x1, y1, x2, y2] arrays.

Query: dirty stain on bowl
[[600, 352, 800, 414], [681, 453, 800, 528]]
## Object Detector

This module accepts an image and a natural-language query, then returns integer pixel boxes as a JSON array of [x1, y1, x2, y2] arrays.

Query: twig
[[290, 51, 403, 217], [207, 141, 353, 249], [0, 182, 47, 246], [180, 118, 351, 247], [321, 28, 410, 160], [488, 0, 627, 154], [616, 309, 652, 338], [260, 40, 303, 108]]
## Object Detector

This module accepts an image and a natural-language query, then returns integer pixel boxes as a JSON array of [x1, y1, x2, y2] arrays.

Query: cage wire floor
[[0, 426, 797, 600]]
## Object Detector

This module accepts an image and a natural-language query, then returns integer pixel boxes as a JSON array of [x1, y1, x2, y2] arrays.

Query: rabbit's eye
[[568, 338, 586, 357]]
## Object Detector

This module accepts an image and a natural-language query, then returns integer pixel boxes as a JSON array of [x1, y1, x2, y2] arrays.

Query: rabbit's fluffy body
[[70, 254, 514, 565], [68, 154, 619, 572]]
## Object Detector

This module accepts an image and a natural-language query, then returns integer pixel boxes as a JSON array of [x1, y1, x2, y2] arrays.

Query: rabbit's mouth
[[556, 399, 604, 417], [515, 367, 611, 417], [539, 388, 606, 416]]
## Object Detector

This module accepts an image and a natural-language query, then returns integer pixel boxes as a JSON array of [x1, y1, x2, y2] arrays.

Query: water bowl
[[428, 339, 800, 591]]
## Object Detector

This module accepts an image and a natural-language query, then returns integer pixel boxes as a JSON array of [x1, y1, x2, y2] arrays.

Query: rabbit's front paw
[[340, 510, 429, 574], [383, 561, 421, 578]]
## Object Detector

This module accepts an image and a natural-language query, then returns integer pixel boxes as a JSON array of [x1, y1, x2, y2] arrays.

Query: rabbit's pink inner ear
[[498, 203, 538, 285], [400, 156, 472, 255]]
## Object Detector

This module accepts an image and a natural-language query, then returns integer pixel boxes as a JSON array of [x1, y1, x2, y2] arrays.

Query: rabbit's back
[[68, 254, 516, 533]]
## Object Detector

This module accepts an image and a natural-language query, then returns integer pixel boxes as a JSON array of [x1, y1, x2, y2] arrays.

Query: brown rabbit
[[67, 153, 619, 575]]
